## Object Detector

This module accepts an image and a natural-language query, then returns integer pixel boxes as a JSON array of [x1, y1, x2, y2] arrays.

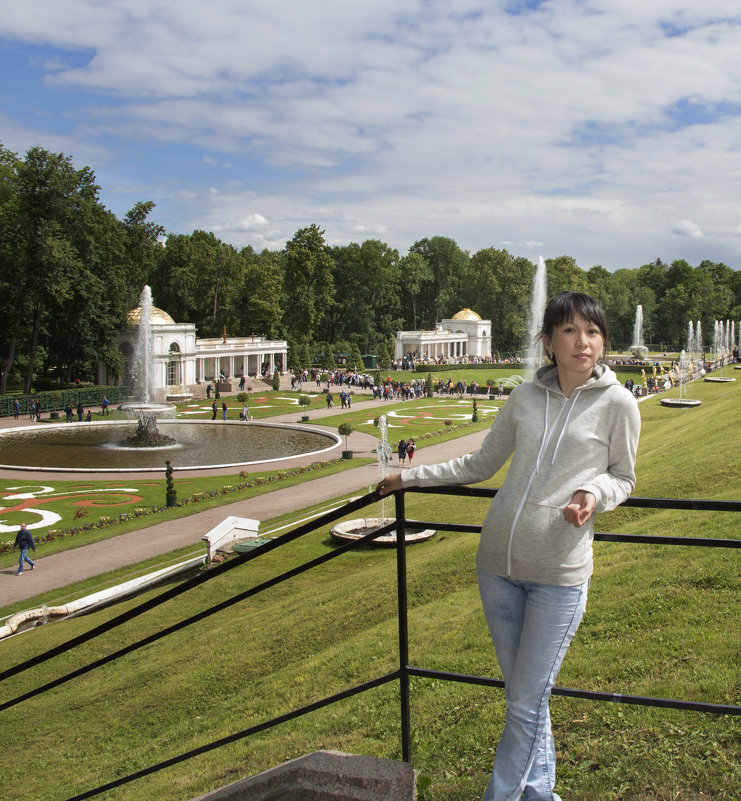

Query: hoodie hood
[[533, 362, 620, 394]]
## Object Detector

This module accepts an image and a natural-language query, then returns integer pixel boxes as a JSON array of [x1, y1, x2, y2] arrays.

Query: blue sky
[[2, 1, 741, 271]]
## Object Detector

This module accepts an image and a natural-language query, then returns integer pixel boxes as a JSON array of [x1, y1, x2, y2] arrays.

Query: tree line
[[2, 144, 740, 394]]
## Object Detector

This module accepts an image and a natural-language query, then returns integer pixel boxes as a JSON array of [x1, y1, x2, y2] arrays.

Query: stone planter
[[301, 415, 310, 422], [50, 411, 60, 420], [166, 494, 178, 508], [342, 450, 353, 459]]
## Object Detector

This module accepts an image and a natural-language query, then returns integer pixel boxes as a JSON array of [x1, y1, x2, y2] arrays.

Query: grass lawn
[[0, 376, 738, 801], [0, 458, 370, 571]]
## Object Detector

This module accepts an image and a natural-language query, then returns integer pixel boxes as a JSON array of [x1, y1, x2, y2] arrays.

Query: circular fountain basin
[[704, 376, 736, 382], [0, 421, 340, 472], [331, 517, 436, 546], [118, 401, 176, 415], [659, 398, 703, 408]]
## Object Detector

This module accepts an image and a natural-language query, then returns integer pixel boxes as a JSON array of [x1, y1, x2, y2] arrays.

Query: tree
[[348, 342, 364, 372], [237, 247, 283, 339], [464, 249, 533, 353], [546, 255, 587, 298], [409, 237, 469, 326], [325, 240, 401, 352], [282, 224, 335, 346], [398, 251, 432, 330], [123, 200, 164, 291], [0, 145, 24, 394]]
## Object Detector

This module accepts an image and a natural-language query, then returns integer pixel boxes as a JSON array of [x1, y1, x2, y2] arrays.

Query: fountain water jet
[[660, 349, 702, 408], [118, 286, 177, 446], [630, 305, 648, 360], [705, 319, 736, 383], [526, 256, 548, 378]]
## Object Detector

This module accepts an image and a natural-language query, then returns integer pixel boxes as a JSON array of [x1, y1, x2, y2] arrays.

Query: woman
[[405, 438, 415, 466], [377, 292, 640, 801]]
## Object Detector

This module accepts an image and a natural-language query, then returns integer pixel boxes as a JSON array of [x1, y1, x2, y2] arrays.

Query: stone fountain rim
[[331, 517, 436, 546], [0, 420, 341, 473], [659, 398, 703, 408]]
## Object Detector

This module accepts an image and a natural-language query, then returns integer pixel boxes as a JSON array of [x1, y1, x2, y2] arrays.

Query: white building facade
[[99, 305, 288, 401], [394, 308, 492, 361]]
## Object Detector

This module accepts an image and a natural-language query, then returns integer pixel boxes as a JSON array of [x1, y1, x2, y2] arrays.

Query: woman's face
[[542, 313, 605, 382]]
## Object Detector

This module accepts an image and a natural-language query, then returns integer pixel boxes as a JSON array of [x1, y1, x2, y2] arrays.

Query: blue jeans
[[477, 568, 589, 801], [18, 547, 35, 573]]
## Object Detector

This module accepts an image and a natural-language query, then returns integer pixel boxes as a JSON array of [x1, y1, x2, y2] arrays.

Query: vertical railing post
[[395, 490, 412, 763]]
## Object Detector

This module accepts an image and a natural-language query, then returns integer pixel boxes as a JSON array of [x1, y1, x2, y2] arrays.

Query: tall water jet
[[119, 285, 177, 445], [660, 348, 702, 408], [696, 320, 703, 373], [527, 256, 548, 376], [630, 305, 648, 360], [705, 319, 735, 383]]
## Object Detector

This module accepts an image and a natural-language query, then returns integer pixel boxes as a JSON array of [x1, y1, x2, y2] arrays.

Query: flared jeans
[[477, 568, 589, 801]]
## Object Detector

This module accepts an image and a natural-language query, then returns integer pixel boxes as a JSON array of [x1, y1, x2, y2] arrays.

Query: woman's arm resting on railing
[[376, 473, 404, 496]]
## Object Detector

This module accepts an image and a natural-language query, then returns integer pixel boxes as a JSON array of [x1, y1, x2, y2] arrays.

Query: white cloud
[[2, 1, 741, 268], [672, 220, 704, 238]]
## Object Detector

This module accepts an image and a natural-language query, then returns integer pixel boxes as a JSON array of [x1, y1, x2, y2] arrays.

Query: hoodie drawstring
[[551, 389, 582, 464]]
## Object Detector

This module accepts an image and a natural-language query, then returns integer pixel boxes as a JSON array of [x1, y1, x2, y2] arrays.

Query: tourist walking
[[102, 396, 110, 415], [14, 523, 36, 575], [377, 292, 640, 801], [405, 438, 415, 466], [76, 401, 84, 422], [211, 400, 218, 420], [397, 439, 407, 467], [13, 398, 20, 419], [222, 401, 228, 420]]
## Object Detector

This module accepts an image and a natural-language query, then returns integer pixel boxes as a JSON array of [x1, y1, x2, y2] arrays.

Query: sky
[[2, 0, 741, 272]]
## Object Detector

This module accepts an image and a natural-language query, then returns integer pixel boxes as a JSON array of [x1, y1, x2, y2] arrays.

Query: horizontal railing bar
[[407, 667, 741, 716], [593, 532, 740, 547], [63, 671, 401, 801], [403, 519, 739, 547], [0, 491, 383, 684], [405, 486, 741, 512], [1, 521, 396, 712]]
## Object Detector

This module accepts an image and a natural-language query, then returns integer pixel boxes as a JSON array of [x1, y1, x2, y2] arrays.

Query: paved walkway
[[1, 385, 489, 607]]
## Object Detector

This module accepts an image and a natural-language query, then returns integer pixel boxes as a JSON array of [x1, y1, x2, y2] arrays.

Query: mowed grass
[[0, 377, 739, 801], [0, 459, 368, 572]]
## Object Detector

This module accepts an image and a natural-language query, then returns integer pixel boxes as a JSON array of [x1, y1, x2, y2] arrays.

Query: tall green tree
[[237, 247, 283, 339], [123, 200, 165, 291], [409, 236, 469, 326], [546, 255, 588, 297], [0, 145, 24, 394], [398, 251, 432, 330], [282, 224, 335, 346], [463, 249, 533, 353], [325, 240, 401, 352]]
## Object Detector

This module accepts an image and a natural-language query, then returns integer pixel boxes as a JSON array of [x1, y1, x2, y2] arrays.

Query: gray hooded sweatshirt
[[401, 364, 641, 586]]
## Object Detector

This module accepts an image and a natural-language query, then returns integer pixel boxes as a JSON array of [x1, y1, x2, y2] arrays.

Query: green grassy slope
[[0, 378, 738, 801]]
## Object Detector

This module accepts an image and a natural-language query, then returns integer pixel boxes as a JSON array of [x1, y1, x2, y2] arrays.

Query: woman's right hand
[[376, 473, 404, 496]]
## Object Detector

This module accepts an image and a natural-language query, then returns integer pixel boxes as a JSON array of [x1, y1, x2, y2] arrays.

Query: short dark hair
[[539, 291, 608, 362]]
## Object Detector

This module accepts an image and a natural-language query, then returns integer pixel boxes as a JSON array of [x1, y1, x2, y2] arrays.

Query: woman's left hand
[[563, 490, 596, 527]]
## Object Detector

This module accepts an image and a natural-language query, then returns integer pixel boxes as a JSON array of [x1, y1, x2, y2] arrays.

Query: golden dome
[[450, 308, 482, 321], [127, 306, 176, 325]]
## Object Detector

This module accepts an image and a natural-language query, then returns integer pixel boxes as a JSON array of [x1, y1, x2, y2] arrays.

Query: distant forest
[[2, 145, 740, 392]]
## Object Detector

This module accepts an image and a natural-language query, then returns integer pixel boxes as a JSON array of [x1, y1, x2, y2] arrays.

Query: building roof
[[450, 308, 482, 321], [127, 306, 177, 325]]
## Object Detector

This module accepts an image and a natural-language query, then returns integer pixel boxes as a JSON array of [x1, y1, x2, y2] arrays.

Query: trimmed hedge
[[0, 385, 130, 417]]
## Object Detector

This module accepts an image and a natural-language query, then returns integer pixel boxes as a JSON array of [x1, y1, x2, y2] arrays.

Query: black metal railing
[[1, 489, 739, 801]]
